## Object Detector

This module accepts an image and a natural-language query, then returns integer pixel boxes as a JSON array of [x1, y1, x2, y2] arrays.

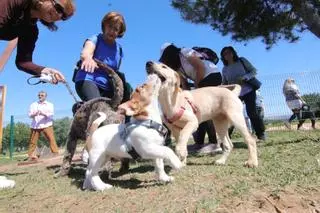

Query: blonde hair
[[101, 12, 126, 38]]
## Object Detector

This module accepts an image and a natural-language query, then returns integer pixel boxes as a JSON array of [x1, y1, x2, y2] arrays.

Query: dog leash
[[27, 74, 79, 103]]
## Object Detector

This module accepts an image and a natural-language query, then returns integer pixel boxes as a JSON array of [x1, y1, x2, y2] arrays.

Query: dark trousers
[[240, 90, 265, 137], [193, 72, 222, 145], [75, 80, 114, 101]]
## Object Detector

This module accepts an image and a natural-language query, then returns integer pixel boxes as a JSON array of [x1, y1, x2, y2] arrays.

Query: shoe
[[187, 144, 204, 153], [284, 122, 291, 129], [0, 178, 15, 189], [197, 144, 223, 154], [257, 134, 266, 142], [23, 156, 38, 161]]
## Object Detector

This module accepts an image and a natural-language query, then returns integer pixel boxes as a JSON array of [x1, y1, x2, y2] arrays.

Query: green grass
[[0, 130, 320, 213]]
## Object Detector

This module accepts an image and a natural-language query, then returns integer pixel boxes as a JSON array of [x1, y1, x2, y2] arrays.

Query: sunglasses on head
[[51, 0, 68, 20]]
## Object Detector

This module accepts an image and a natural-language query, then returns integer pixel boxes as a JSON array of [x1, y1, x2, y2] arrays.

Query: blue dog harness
[[120, 119, 168, 160]]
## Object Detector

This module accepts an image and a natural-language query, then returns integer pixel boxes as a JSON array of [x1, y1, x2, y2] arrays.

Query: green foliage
[[2, 122, 30, 152], [53, 117, 72, 147], [171, 0, 320, 49], [302, 92, 320, 117], [1, 117, 72, 153]]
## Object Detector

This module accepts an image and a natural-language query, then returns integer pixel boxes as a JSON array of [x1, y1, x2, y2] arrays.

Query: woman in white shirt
[[159, 43, 222, 153]]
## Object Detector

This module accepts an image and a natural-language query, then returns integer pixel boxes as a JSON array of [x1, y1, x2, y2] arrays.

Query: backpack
[[192, 47, 219, 65]]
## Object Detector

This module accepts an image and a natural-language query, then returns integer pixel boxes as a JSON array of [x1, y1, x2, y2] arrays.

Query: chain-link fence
[[1, 70, 320, 158]]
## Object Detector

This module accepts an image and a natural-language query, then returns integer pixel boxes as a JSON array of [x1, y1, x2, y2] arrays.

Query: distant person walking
[[26, 91, 58, 161], [283, 78, 316, 130]]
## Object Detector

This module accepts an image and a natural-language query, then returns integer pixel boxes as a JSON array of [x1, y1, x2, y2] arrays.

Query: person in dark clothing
[[0, 0, 75, 84], [220, 46, 266, 141]]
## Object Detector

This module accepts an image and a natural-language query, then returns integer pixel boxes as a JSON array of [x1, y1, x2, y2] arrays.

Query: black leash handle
[[27, 75, 42, 85]]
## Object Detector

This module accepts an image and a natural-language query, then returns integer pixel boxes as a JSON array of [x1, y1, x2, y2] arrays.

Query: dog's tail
[[85, 112, 107, 151], [219, 84, 241, 97]]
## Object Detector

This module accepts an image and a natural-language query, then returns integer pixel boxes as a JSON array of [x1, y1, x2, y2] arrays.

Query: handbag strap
[[239, 57, 250, 74]]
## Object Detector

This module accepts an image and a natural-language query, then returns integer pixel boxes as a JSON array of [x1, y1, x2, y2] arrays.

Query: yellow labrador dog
[[146, 61, 258, 168]]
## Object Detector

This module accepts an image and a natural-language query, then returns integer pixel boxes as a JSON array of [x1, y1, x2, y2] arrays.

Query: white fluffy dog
[[83, 75, 182, 191], [146, 61, 258, 168]]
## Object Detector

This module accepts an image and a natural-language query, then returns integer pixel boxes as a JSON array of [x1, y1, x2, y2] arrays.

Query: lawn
[[0, 129, 319, 213]]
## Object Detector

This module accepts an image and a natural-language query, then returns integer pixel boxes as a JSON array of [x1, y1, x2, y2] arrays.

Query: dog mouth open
[[146, 61, 166, 82]]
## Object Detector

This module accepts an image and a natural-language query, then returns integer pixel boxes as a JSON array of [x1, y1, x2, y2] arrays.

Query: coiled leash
[[27, 73, 79, 103]]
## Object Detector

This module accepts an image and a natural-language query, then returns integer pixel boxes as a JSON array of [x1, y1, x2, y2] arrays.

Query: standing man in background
[[26, 91, 58, 161]]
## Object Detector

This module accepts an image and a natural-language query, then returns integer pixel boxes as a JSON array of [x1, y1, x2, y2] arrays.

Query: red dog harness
[[164, 97, 199, 124]]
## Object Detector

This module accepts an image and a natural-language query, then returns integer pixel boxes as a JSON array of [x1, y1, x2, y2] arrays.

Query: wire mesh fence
[[1, 70, 319, 158]]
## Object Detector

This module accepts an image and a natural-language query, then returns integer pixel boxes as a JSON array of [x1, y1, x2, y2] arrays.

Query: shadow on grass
[[0, 171, 28, 177], [48, 162, 171, 190], [262, 138, 306, 147]]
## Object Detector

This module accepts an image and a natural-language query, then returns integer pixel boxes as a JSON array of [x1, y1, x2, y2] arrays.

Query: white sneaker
[[0, 178, 15, 189]]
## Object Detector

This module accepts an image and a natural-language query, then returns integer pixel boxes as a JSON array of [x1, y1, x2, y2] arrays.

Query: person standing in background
[[26, 91, 58, 161], [221, 46, 266, 141]]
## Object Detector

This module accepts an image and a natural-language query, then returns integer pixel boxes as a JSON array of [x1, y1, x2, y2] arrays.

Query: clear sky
[[1, 0, 320, 124]]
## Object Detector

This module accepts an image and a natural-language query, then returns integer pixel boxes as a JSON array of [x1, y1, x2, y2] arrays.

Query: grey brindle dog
[[55, 61, 129, 177]]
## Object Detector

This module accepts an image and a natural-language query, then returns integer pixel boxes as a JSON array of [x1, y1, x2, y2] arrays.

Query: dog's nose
[[146, 61, 153, 68]]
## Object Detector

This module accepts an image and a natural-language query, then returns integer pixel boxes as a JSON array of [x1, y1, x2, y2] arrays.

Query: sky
[[0, 0, 320, 124]]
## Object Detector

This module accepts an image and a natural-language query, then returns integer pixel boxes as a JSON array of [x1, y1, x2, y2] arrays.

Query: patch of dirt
[[216, 188, 320, 213], [0, 151, 82, 173]]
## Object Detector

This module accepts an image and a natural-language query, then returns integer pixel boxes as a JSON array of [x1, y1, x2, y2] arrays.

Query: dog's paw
[[159, 175, 175, 183], [175, 146, 187, 159], [181, 158, 187, 167], [244, 160, 258, 168]]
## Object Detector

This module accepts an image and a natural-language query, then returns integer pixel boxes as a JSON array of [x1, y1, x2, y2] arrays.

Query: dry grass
[[0, 130, 320, 213]]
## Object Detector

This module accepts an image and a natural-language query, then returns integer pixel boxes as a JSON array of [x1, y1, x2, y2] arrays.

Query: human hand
[[41, 68, 66, 84], [81, 58, 98, 73]]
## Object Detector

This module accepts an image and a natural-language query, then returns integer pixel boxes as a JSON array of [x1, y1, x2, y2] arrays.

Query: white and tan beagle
[[83, 74, 182, 191]]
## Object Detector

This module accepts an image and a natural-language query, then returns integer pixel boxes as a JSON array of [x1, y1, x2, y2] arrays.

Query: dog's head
[[118, 74, 161, 117], [145, 61, 181, 93]]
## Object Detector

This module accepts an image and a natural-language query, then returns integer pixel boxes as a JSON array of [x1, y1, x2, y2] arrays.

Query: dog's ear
[[118, 101, 137, 116], [174, 71, 181, 89]]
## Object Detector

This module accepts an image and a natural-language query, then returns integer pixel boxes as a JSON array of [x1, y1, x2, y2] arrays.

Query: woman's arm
[[15, 25, 44, 75], [80, 40, 98, 73], [186, 55, 205, 88]]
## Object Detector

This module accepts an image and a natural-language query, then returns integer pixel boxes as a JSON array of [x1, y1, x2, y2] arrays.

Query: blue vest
[[74, 34, 123, 90]]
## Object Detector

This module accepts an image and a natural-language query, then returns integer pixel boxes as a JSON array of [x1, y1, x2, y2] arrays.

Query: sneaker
[[0, 178, 15, 189], [23, 156, 38, 161], [284, 122, 291, 129], [187, 144, 204, 153], [197, 144, 223, 154], [257, 134, 266, 142]]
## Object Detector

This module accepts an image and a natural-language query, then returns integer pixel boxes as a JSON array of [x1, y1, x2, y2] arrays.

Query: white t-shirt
[[179, 48, 219, 81]]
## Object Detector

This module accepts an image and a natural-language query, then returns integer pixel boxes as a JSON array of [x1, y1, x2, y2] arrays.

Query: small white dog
[[83, 74, 182, 191]]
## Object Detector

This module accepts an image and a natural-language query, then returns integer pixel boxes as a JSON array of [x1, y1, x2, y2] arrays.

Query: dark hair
[[158, 44, 181, 71], [33, 0, 75, 31], [220, 46, 239, 66], [40, 20, 58, 31]]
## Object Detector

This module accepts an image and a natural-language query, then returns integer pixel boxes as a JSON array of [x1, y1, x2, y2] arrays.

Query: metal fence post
[[9, 115, 14, 160]]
